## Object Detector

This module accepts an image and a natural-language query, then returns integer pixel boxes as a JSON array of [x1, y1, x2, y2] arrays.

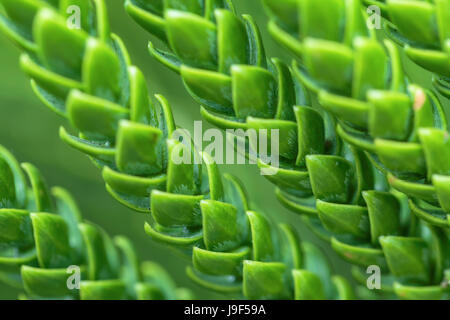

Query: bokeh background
[[0, 1, 448, 299]]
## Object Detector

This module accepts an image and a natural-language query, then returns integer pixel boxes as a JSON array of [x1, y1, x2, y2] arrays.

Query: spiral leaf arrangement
[[262, 0, 450, 228], [0, 0, 356, 299], [0, 145, 191, 300], [123, 0, 450, 299], [363, 0, 450, 98], [129, 0, 330, 165], [124, 0, 356, 236], [260, 0, 450, 299]]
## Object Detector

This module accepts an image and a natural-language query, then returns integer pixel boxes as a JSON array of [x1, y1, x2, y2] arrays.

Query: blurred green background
[[0, 1, 448, 300]]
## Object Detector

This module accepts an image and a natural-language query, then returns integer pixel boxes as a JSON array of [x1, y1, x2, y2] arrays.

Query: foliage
[[0, 0, 354, 300], [0, 144, 191, 300], [364, 0, 450, 98], [0, 0, 448, 300], [125, 0, 450, 299], [262, 0, 450, 299]]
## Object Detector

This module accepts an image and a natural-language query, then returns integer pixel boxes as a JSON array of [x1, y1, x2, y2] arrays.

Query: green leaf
[[232, 65, 277, 119], [165, 0, 203, 15], [135, 283, 166, 300], [31, 212, 73, 269], [393, 282, 445, 300], [116, 120, 164, 176], [387, 173, 438, 205], [243, 260, 290, 300], [21, 265, 84, 299], [20, 53, 82, 116], [306, 155, 355, 204], [363, 191, 401, 245], [80, 280, 126, 300], [79, 222, 119, 281], [247, 211, 275, 262], [387, 0, 439, 47], [124, 0, 167, 42], [0, 156, 17, 209], [139, 261, 181, 300], [317, 200, 370, 239], [319, 90, 370, 129], [165, 10, 217, 70], [33, 8, 87, 80], [368, 90, 412, 141], [186, 265, 241, 293], [419, 128, 450, 180], [59, 126, 116, 166], [128, 66, 156, 125], [294, 106, 324, 167], [259, 165, 311, 197], [272, 58, 297, 121], [114, 236, 141, 299], [151, 190, 203, 228], [102, 167, 166, 213], [181, 65, 233, 114], [380, 236, 431, 284], [201, 200, 247, 252], [352, 38, 387, 100], [21, 163, 54, 212], [278, 224, 302, 270], [67, 90, 129, 143], [0, 209, 33, 250], [301, 242, 334, 298], [331, 237, 387, 268], [331, 275, 355, 300], [262, 0, 298, 33], [193, 246, 250, 277], [52, 187, 84, 261], [375, 140, 426, 178], [215, 9, 248, 75], [433, 175, 450, 214], [0, 0, 47, 50], [202, 152, 224, 201], [246, 117, 298, 161], [83, 39, 122, 104], [299, 0, 344, 42], [166, 139, 201, 195], [293, 269, 325, 300], [0, 145, 27, 208], [302, 39, 354, 94]]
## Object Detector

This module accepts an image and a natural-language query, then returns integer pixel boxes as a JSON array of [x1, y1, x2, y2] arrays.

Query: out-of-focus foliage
[[0, 0, 355, 300], [364, 0, 450, 98], [0, 145, 192, 299]]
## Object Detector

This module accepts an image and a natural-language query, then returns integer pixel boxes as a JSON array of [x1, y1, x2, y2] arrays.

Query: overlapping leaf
[[0, 145, 191, 300], [263, 0, 450, 299], [0, 0, 353, 300]]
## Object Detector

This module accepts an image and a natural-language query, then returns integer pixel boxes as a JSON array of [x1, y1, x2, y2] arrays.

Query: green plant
[[263, 0, 450, 224], [0, 0, 449, 300], [0, 145, 191, 300], [364, 0, 450, 98], [260, 0, 450, 299], [0, 0, 355, 300], [123, 0, 449, 299]]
